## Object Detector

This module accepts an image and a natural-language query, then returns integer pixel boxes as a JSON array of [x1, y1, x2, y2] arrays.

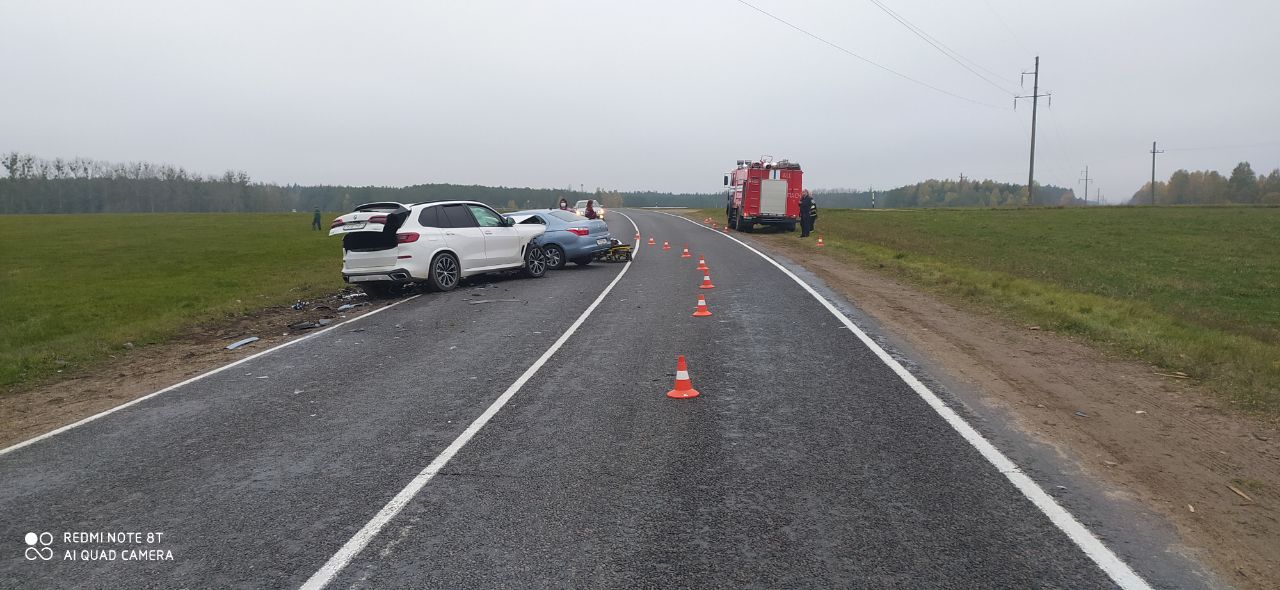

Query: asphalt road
[[1, 209, 1195, 588]]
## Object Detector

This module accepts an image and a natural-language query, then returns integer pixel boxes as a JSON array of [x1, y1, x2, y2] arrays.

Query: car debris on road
[[225, 336, 260, 350]]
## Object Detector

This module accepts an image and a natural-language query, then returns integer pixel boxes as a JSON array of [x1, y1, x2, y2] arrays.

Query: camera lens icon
[[24, 532, 54, 560]]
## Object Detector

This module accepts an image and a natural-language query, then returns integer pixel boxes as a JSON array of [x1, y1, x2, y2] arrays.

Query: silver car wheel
[[434, 255, 459, 289], [526, 246, 547, 277]]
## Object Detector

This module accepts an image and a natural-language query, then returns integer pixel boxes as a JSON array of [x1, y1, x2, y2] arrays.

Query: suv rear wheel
[[523, 245, 548, 278], [427, 252, 461, 291]]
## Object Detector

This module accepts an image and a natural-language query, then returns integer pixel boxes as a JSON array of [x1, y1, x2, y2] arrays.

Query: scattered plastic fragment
[[225, 337, 260, 350], [1073, 411, 1089, 418]]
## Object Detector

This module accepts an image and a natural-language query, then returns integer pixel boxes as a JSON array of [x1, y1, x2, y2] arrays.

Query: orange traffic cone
[[648, 236, 656, 246], [699, 273, 715, 289], [816, 235, 825, 247], [680, 245, 691, 258], [666, 356, 700, 399], [696, 255, 708, 271], [662, 241, 671, 250], [692, 295, 712, 317]]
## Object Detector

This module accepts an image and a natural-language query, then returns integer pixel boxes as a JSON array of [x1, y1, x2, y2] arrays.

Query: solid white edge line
[[658, 211, 1152, 590], [298, 212, 641, 590], [0, 295, 422, 458]]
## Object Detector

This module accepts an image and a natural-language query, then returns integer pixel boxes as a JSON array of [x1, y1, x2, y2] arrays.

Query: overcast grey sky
[[3, 0, 1278, 201]]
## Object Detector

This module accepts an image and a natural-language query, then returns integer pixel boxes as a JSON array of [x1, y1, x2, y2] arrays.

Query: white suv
[[329, 201, 548, 296]]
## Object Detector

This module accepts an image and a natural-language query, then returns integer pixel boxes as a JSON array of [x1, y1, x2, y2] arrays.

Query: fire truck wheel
[[543, 244, 566, 269]]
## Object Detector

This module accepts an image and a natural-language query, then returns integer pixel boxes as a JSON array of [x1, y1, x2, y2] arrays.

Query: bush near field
[[0, 213, 345, 388], [693, 206, 1280, 414]]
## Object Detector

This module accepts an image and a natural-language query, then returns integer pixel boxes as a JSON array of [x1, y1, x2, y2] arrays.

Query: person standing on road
[[312, 207, 322, 231], [798, 190, 814, 237], [583, 199, 598, 219], [558, 198, 569, 211]]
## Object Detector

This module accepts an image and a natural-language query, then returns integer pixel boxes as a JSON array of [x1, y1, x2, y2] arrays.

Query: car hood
[[513, 225, 546, 241]]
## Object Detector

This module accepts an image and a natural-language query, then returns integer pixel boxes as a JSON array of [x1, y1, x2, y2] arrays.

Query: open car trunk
[[328, 202, 411, 251], [329, 202, 412, 273]]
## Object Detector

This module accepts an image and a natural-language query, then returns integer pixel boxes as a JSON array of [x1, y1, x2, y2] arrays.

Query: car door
[[438, 204, 487, 271], [467, 204, 522, 267]]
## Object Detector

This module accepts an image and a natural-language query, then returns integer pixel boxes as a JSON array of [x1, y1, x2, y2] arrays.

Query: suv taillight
[[397, 232, 420, 244], [567, 227, 589, 236], [330, 219, 344, 228], [369, 214, 388, 224]]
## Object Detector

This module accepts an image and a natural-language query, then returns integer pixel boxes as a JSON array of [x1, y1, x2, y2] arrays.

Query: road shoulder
[[0, 287, 401, 450], [725, 224, 1278, 590]]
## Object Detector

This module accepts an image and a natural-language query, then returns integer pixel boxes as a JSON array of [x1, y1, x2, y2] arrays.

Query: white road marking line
[[299, 212, 641, 590], [658, 211, 1152, 590], [0, 295, 422, 458]]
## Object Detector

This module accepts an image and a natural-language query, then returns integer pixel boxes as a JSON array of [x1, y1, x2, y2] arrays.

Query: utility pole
[[1078, 166, 1091, 206], [1149, 141, 1163, 205], [870, 187, 876, 209], [1016, 56, 1050, 205], [1096, 188, 1101, 205]]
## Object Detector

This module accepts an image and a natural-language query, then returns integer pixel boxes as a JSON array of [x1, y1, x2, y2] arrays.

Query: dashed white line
[[658, 211, 1153, 590]]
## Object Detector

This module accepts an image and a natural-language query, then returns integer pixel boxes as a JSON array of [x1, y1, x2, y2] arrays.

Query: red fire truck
[[723, 157, 804, 232]]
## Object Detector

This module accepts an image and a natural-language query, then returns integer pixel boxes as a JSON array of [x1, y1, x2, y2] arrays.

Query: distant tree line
[[0, 152, 722, 214], [812, 178, 1077, 208], [1128, 161, 1280, 205], [1, 151, 1084, 215]]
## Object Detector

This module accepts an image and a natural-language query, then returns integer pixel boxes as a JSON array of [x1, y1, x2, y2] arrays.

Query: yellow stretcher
[[596, 239, 633, 263]]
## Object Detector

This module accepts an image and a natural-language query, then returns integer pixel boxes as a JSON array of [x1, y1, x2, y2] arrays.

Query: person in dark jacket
[[798, 191, 814, 237], [312, 207, 322, 230], [583, 200, 599, 219], [558, 198, 569, 210]]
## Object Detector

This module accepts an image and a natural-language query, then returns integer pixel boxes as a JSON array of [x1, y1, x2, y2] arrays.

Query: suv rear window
[[418, 205, 442, 227], [440, 204, 477, 228]]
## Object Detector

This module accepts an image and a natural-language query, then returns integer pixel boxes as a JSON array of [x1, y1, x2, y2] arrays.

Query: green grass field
[[694, 206, 1280, 413], [0, 213, 345, 388]]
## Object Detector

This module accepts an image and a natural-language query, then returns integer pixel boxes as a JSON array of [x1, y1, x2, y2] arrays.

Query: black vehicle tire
[[523, 244, 548, 278], [426, 252, 461, 292], [543, 244, 566, 270], [360, 282, 402, 299], [783, 222, 797, 233], [726, 205, 734, 227], [735, 213, 752, 233], [572, 256, 593, 266]]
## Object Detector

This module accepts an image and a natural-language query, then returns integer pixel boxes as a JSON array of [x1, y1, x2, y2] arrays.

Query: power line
[[734, 0, 1009, 111], [1163, 141, 1280, 152], [866, 0, 1020, 94], [982, 0, 1032, 54]]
